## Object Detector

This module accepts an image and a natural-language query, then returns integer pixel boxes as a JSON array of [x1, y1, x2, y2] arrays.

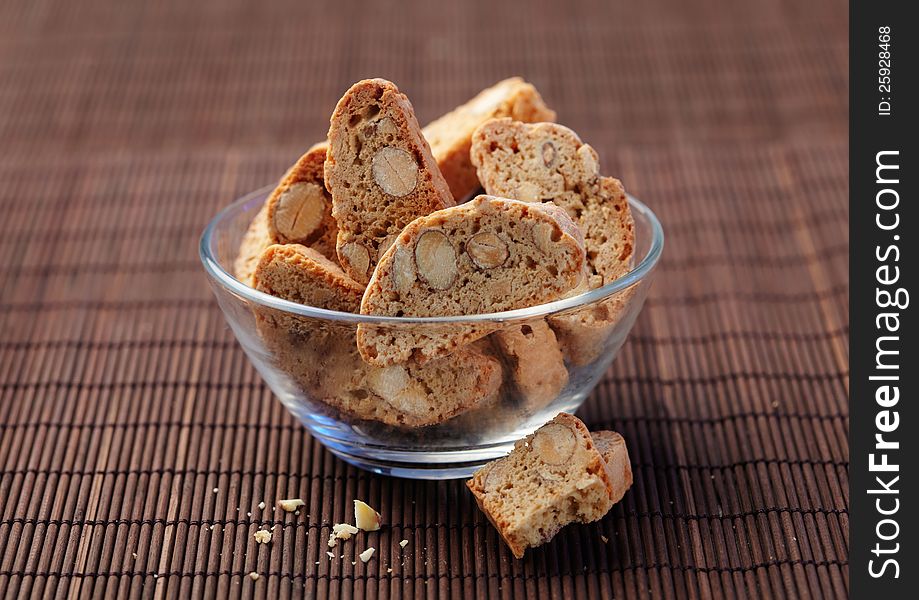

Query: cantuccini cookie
[[254, 244, 363, 312], [422, 77, 556, 201], [491, 320, 568, 408], [325, 79, 454, 284], [357, 195, 586, 366], [470, 119, 634, 287], [266, 142, 338, 257], [252, 244, 502, 428], [234, 142, 337, 287], [466, 413, 623, 558], [591, 430, 633, 505], [234, 200, 272, 287], [471, 119, 636, 364]]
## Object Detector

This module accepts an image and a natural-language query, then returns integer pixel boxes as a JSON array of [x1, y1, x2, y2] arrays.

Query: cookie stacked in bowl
[[234, 77, 635, 429]]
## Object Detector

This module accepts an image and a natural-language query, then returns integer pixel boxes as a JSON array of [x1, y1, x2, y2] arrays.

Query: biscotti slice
[[422, 77, 556, 201], [325, 78, 455, 284], [492, 320, 568, 408], [254, 244, 364, 313], [234, 142, 337, 287], [266, 142, 338, 259], [234, 201, 272, 286], [357, 195, 586, 366], [591, 431, 633, 505], [466, 413, 620, 558], [471, 119, 636, 364], [252, 244, 502, 427], [470, 119, 634, 288]]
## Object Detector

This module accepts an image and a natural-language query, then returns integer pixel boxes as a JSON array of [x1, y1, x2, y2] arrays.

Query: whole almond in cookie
[[357, 195, 585, 366], [325, 79, 454, 284], [422, 77, 556, 201], [234, 142, 337, 287]]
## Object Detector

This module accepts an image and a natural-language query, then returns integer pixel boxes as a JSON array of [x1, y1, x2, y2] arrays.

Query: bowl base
[[325, 446, 504, 479]]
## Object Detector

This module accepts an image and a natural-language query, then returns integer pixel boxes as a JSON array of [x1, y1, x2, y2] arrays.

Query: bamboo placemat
[[0, 0, 848, 598]]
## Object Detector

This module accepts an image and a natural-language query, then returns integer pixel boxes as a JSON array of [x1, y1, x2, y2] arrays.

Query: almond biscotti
[[470, 119, 634, 287], [233, 143, 337, 287], [471, 119, 636, 365], [255, 244, 363, 312], [234, 200, 272, 287], [252, 243, 502, 427], [422, 77, 556, 201], [466, 413, 628, 558], [325, 79, 454, 285], [491, 320, 568, 408], [266, 142, 338, 257], [591, 430, 633, 505], [357, 195, 586, 366]]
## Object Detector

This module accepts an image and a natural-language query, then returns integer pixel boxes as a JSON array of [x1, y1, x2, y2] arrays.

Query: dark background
[[0, 0, 848, 598]]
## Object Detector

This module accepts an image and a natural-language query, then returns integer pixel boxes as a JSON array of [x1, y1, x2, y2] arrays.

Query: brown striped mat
[[0, 0, 848, 598]]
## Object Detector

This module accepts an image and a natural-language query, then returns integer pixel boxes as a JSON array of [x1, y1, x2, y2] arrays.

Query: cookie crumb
[[278, 498, 305, 512], [326, 551, 335, 560], [359, 547, 375, 563], [213, 488, 219, 493], [399, 539, 408, 548], [600, 535, 609, 544], [327, 523, 359, 548], [258, 501, 266, 510], [253, 530, 272, 544], [248, 572, 259, 581]]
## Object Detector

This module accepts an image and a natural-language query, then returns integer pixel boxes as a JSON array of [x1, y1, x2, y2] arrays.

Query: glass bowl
[[200, 187, 663, 479]]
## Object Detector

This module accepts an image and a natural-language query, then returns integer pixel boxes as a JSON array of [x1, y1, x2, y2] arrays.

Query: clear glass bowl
[[200, 187, 663, 479]]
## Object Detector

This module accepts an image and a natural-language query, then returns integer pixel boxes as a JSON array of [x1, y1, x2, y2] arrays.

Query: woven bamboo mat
[[0, 0, 848, 598]]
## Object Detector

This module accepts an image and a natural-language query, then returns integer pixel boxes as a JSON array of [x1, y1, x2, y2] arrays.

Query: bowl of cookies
[[200, 77, 663, 479]]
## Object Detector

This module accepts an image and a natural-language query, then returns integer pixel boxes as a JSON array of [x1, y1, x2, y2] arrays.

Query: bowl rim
[[199, 186, 664, 324]]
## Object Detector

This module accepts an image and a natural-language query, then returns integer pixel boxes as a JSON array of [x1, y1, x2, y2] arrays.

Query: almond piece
[[372, 147, 418, 196], [533, 221, 561, 255], [368, 365, 410, 400], [516, 181, 540, 202], [391, 246, 416, 291], [368, 366, 429, 416], [466, 232, 508, 269], [529, 422, 577, 465], [378, 234, 398, 261], [385, 385, 429, 416], [327, 523, 359, 548], [340, 242, 371, 278], [273, 182, 326, 242], [541, 141, 557, 168], [277, 498, 305, 512], [253, 530, 272, 544], [414, 230, 458, 290], [354, 500, 382, 531], [358, 547, 375, 563], [577, 145, 599, 180]]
